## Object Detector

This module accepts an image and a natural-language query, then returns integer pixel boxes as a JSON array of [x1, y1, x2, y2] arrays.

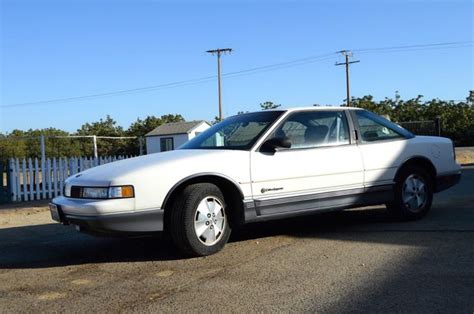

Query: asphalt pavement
[[0, 167, 473, 312]]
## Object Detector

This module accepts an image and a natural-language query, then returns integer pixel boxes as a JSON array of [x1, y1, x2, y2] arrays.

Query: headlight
[[82, 187, 109, 199], [67, 185, 135, 199], [64, 183, 72, 197]]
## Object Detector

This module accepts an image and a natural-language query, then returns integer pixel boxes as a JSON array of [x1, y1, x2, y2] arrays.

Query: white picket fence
[[9, 155, 133, 202]]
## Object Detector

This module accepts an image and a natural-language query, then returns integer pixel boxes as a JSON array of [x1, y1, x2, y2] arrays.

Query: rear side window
[[273, 110, 350, 149], [355, 110, 413, 143]]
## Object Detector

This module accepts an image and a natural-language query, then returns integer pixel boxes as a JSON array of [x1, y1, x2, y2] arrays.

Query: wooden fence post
[[35, 158, 40, 200], [28, 158, 34, 201], [46, 158, 51, 199], [52, 158, 58, 198], [9, 159, 17, 202]]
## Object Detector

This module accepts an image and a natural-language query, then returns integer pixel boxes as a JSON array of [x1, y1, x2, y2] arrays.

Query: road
[[0, 167, 473, 312]]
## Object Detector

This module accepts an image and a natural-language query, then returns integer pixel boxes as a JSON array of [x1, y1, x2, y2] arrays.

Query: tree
[[0, 128, 82, 160], [260, 101, 281, 110], [468, 90, 474, 105], [350, 92, 474, 146], [77, 115, 125, 156], [77, 115, 124, 136]]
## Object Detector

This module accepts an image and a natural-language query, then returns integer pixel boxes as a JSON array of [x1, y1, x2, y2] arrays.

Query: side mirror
[[261, 137, 291, 153]]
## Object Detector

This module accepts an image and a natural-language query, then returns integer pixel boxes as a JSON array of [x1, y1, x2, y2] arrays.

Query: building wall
[[189, 123, 210, 138], [145, 122, 211, 154], [146, 134, 190, 154], [173, 133, 192, 149]]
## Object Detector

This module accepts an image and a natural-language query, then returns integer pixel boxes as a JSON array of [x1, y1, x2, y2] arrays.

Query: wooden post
[[53, 158, 58, 197], [28, 158, 34, 200], [92, 135, 98, 159], [46, 159, 51, 199], [9, 159, 17, 202], [434, 116, 441, 136], [59, 158, 64, 196], [22, 158, 28, 201], [35, 158, 40, 200], [139, 137, 144, 156]]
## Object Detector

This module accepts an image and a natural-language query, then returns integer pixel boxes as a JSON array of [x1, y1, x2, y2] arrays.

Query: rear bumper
[[50, 203, 164, 234], [435, 171, 461, 192]]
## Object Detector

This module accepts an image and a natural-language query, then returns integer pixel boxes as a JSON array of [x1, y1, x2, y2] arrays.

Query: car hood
[[65, 149, 250, 186]]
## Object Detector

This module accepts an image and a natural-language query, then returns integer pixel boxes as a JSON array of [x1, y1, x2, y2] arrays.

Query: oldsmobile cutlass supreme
[[51, 107, 461, 256]]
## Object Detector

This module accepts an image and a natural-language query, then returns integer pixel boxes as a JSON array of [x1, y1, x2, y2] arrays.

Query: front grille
[[70, 186, 82, 198]]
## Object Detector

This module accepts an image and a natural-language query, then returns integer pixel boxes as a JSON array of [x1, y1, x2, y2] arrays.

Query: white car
[[51, 107, 461, 256]]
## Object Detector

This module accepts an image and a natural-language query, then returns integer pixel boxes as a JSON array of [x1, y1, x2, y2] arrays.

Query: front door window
[[272, 110, 350, 149]]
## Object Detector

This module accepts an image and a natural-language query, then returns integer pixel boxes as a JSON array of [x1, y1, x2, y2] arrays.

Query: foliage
[[1, 92, 473, 161], [0, 128, 80, 161], [349, 91, 474, 146], [260, 101, 281, 110], [0, 114, 186, 160]]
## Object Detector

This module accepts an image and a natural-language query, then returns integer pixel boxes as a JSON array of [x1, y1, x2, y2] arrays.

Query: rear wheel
[[169, 183, 231, 256], [386, 166, 433, 220]]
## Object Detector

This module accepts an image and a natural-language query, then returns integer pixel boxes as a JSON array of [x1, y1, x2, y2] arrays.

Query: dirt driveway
[[0, 167, 473, 312]]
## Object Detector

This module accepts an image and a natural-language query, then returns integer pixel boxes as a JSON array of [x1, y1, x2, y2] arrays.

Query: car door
[[249, 110, 365, 216], [350, 110, 412, 189]]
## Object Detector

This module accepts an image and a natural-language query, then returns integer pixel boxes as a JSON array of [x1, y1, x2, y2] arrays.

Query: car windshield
[[181, 111, 285, 150]]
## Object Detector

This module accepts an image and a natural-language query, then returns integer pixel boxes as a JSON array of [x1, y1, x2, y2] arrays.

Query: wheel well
[[162, 175, 244, 231], [396, 157, 437, 186]]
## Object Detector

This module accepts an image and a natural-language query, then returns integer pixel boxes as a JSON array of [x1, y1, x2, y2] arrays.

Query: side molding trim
[[244, 184, 394, 223]]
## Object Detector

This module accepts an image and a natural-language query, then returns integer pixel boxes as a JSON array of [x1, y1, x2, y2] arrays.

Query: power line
[[3, 52, 337, 109], [2, 41, 472, 109], [352, 41, 472, 53], [3, 53, 337, 109]]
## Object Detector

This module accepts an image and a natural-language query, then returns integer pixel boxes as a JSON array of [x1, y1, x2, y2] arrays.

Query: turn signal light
[[121, 186, 134, 198]]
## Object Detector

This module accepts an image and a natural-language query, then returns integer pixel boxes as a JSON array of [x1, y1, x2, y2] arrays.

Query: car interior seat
[[304, 125, 329, 146]]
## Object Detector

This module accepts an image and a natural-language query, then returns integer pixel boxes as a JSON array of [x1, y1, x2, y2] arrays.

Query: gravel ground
[[0, 167, 473, 313]]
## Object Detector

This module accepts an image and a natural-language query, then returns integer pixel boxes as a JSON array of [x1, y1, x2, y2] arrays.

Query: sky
[[0, 0, 473, 133]]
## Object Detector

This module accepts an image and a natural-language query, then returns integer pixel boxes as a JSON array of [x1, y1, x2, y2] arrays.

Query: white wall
[[189, 123, 210, 138], [173, 134, 191, 149], [146, 134, 190, 154], [145, 122, 211, 154]]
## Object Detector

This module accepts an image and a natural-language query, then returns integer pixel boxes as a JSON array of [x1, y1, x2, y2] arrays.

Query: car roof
[[227, 106, 363, 119], [283, 106, 362, 112]]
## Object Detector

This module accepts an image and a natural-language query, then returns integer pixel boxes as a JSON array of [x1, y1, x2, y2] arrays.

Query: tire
[[169, 183, 231, 256], [386, 165, 433, 221]]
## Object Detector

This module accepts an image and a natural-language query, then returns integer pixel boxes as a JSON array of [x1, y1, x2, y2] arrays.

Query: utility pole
[[206, 48, 232, 121], [335, 50, 360, 107]]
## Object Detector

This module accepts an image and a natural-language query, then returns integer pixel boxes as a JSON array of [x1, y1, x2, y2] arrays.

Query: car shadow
[[0, 205, 437, 269]]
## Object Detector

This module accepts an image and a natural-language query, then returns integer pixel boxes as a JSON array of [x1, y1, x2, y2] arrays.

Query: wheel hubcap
[[194, 196, 226, 246], [402, 174, 427, 213]]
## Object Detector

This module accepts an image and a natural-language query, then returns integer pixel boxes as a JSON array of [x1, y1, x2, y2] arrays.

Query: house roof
[[145, 120, 209, 137]]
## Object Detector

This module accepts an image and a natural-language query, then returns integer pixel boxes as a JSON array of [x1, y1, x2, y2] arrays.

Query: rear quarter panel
[[359, 136, 459, 186]]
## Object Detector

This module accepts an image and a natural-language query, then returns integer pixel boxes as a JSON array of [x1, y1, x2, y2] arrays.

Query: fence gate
[[0, 161, 11, 204]]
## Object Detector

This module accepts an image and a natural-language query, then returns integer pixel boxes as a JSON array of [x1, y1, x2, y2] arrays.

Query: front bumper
[[50, 200, 164, 234], [435, 171, 462, 192]]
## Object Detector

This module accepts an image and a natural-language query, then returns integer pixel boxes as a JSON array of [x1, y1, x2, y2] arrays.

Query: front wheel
[[386, 166, 433, 221], [169, 183, 231, 256]]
